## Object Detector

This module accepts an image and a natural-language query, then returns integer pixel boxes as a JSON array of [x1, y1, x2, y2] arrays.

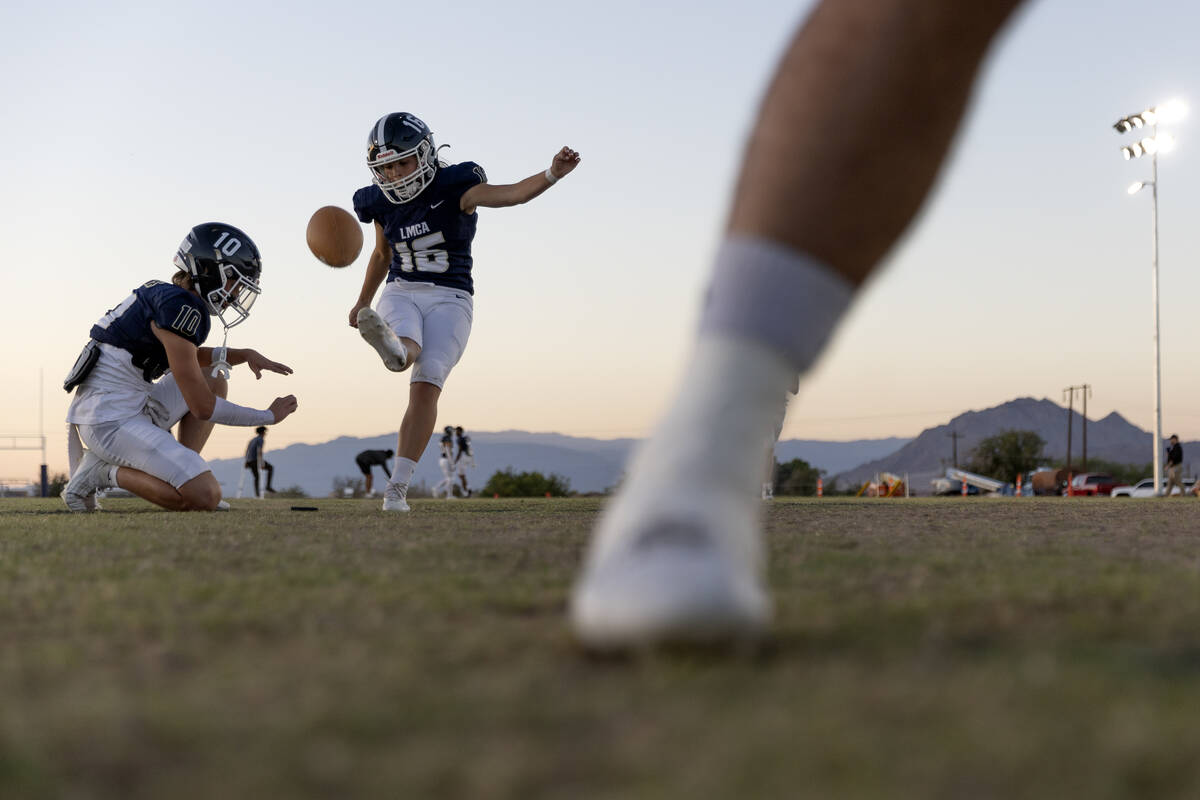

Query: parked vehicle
[[1064, 473, 1127, 497], [1110, 477, 1197, 497]]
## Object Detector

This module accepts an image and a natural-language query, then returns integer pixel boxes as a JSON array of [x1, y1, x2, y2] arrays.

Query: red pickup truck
[[1065, 473, 1128, 497]]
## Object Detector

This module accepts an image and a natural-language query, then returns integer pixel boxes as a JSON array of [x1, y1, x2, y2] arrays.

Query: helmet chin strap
[[211, 329, 232, 380]]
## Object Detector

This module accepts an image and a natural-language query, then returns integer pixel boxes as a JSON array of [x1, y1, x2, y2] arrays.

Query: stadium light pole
[[1116, 99, 1185, 496]]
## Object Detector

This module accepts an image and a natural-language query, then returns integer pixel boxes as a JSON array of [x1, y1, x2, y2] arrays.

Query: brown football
[[306, 206, 363, 268]]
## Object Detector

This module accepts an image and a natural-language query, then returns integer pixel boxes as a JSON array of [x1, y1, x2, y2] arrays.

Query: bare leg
[[365, 472, 374, 495], [398, 382, 441, 462], [572, 0, 1029, 647], [177, 374, 227, 452], [731, 0, 1026, 285], [402, 338, 421, 364], [115, 469, 222, 511], [380, 381, 443, 511]]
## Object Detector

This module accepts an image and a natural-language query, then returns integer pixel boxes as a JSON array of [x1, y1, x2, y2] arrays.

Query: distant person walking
[[433, 426, 457, 499], [355, 448, 394, 496], [244, 426, 276, 496], [454, 426, 475, 497], [1165, 435, 1184, 497]]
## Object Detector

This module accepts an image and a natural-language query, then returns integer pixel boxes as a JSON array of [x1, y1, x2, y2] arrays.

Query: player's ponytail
[[171, 269, 194, 291]]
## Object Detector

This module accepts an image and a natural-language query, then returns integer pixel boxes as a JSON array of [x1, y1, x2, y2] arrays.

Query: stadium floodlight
[[1156, 98, 1187, 124], [1121, 135, 1174, 160], [1113, 101, 1187, 134], [1114, 98, 1185, 496]]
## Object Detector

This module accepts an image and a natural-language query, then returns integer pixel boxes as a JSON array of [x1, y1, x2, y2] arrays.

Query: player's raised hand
[[549, 147, 581, 180], [244, 349, 294, 379], [269, 395, 299, 423]]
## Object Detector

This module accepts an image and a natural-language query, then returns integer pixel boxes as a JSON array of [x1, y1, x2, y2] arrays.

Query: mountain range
[[205, 397, 1189, 499], [834, 396, 1193, 492], [207, 431, 908, 499]]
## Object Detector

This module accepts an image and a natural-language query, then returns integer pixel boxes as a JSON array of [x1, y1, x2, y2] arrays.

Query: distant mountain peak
[[834, 396, 1178, 492]]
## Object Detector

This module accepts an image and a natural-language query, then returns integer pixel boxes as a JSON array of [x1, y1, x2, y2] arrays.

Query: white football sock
[[392, 456, 417, 488]]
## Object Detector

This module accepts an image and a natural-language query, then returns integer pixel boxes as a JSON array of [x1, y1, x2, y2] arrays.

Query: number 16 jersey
[[353, 161, 487, 296]]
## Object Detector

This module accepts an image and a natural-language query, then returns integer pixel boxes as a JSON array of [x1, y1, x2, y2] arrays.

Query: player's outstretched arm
[[199, 347, 294, 379], [154, 323, 297, 426], [729, 0, 1026, 286], [460, 147, 580, 213]]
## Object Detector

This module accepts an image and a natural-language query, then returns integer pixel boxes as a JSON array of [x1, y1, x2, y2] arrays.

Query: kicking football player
[[454, 425, 475, 498], [571, 0, 1028, 646], [62, 222, 298, 512], [432, 427, 457, 499], [348, 112, 579, 512]]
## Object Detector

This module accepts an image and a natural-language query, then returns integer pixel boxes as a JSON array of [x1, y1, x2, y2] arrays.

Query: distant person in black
[[356, 449, 394, 496], [454, 426, 475, 497], [244, 426, 276, 496], [1165, 435, 1184, 497]]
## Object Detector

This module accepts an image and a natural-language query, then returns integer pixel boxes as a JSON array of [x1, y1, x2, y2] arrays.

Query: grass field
[[4, 496, 1200, 799]]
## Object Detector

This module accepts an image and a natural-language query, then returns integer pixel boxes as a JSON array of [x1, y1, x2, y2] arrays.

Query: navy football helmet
[[367, 112, 438, 204], [172, 222, 262, 329]]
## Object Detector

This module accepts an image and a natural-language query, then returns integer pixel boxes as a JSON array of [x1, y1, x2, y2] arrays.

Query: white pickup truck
[[1110, 477, 1196, 497]]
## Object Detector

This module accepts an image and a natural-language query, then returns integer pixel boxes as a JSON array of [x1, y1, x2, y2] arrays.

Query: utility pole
[[1065, 384, 1092, 471], [1064, 386, 1075, 479], [947, 429, 962, 468]]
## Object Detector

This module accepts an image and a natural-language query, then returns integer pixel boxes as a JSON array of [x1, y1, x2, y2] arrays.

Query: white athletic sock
[[700, 235, 854, 372], [392, 457, 417, 488], [107, 465, 120, 488], [648, 335, 796, 497]]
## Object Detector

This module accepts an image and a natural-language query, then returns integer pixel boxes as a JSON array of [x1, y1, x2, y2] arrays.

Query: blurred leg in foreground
[[571, 0, 1028, 647]]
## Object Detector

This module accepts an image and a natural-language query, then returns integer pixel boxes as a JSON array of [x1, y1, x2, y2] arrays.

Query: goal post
[[0, 434, 49, 497]]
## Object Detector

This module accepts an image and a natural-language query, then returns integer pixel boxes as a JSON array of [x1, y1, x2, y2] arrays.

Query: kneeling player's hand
[[245, 349, 294, 379], [269, 395, 299, 424]]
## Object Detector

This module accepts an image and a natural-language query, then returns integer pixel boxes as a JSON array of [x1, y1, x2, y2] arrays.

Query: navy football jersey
[[456, 433, 472, 457], [353, 162, 487, 295], [90, 280, 212, 382]]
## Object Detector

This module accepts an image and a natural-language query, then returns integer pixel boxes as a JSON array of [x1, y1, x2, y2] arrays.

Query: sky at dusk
[[4, 0, 1200, 481]]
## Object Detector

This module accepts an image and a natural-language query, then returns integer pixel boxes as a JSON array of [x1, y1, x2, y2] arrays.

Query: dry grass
[[3, 496, 1200, 799]]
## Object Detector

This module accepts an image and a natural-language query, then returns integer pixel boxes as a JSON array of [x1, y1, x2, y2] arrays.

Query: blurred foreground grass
[[3, 496, 1200, 799]]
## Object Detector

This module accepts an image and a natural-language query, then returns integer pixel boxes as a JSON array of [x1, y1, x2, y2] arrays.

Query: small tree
[[46, 472, 69, 497], [483, 468, 571, 497], [965, 430, 1045, 483], [774, 458, 824, 496]]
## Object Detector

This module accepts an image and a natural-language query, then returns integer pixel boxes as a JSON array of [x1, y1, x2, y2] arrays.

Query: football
[[306, 206, 363, 268]]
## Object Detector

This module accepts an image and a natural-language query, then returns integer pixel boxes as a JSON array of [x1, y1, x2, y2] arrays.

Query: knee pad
[[412, 356, 450, 388]]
